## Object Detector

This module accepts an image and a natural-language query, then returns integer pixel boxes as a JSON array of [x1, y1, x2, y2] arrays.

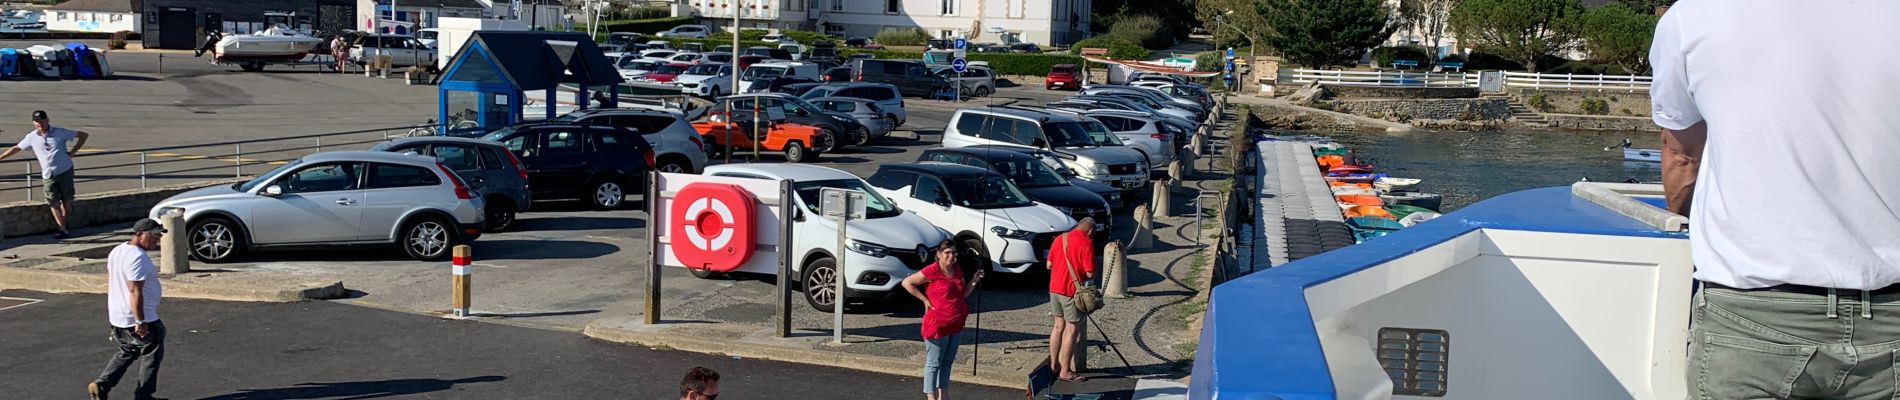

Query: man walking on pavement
[[89, 219, 168, 400], [679, 366, 719, 400], [1653, 1, 1900, 398], [0, 110, 89, 238]]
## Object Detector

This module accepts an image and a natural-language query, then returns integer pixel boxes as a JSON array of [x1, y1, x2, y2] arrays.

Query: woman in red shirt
[[901, 240, 985, 400]]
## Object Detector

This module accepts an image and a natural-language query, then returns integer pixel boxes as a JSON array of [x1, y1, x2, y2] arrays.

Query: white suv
[[703, 164, 951, 311], [674, 62, 735, 97], [941, 105, 1150, 191], [546, 109, 707, 174], [867, 163, 1076, 274]]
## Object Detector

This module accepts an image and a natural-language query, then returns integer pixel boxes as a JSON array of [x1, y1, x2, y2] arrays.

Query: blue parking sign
[[1226, 48, 1235, 59], [954, 38, 968, 50], [952, 58, 968, 73]]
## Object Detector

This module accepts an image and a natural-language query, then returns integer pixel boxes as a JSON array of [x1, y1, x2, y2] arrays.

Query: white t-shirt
[[1651, 0, 1900, 290], [14, 127, 77, 178], [106, 243, 161, 328]]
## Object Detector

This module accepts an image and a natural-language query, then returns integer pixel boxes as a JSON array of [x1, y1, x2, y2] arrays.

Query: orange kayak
[[1344, 205, 1396, 220], [1336, 194, 1384, 206]]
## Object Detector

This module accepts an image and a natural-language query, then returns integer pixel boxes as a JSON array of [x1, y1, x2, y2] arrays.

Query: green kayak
[[1384, 204, 1436, 219]]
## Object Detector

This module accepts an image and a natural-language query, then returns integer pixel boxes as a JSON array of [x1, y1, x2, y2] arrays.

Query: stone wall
[[1250, 105, 1384, 132], [1543, 114, 1662, 132], [1330, 98, 1512, 121], [1510, 88, 1651, 117], [0, 178, 246, 238], [1323, 85, 1479, 99]]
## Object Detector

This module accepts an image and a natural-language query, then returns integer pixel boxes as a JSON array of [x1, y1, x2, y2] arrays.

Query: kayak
[[1347, 216, 1406, 243], [1383, 204, 1437, 219], [1336, 194, 1384, 207], [1345, 205, 1396, 220], [1325, 171, 1381, 184], [1381, 192, 1444, 212]]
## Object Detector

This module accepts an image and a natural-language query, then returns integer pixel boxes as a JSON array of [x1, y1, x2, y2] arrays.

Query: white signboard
[[652, 172, 787, 275]]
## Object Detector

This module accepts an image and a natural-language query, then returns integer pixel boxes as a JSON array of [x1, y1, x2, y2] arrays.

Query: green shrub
[[1544, 60, 1621, 75], [1370, 46, 1431, 68], [1462, 50, 1523, 70], [1069, 37, 1149, 60], [1527, 94, 1553, 112], [599, 17, 696, 36], [1580, 98, 1610, 115], [1106, 15, 1172, 49], [1194, 52, 1221, 72], [874, 28, 929, 46], [606, 5, 670, 20], [1437, 54, 1467, 64], [107, 31, 130, 50]]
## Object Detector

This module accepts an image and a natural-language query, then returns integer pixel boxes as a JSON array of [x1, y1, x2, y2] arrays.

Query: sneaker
[[52, 231, 71, 240], [87, 382, 105, 400]]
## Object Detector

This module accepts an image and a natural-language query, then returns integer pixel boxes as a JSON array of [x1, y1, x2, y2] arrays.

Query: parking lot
[[0, 50, 1221, 381]]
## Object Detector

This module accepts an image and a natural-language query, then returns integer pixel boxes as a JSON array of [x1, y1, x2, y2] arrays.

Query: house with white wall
[[46, 0, 142, 33], [357, 0, 565, 35], [672, 0, 1088, 46]]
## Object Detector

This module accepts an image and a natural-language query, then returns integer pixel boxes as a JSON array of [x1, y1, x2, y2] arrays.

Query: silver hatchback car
[[148, 151, 486, 262]]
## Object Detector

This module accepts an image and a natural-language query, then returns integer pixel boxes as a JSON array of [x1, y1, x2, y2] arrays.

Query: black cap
[[131, 218, 166, 234], [31, 110, 47, 120]]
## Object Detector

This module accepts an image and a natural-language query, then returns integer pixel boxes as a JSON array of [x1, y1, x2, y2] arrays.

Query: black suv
[[850, 59, 943, 98], [917, 147, 1117, 232], [479, 124, 654, 210]]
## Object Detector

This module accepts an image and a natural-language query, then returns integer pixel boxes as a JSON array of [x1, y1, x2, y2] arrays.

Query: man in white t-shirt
[[88, 219, 167, 400], [1651, 1, 1900, 398], [0, 110, 90, 239]]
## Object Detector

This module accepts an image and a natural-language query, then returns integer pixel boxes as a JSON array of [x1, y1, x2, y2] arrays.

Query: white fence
[[1277, 68, 1651, 91]]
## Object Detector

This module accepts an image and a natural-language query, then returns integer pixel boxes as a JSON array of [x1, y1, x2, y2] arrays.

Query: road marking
[[0, 296, 43, 311]]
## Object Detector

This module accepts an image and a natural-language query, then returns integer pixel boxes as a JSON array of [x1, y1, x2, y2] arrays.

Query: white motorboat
[[213, 24, 321, 63], [1374, 176, 1423, 192], [1608, 139, 1662, 163]]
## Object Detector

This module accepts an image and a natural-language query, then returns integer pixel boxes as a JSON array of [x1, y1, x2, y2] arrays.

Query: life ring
[[669, 183, 758, 272]]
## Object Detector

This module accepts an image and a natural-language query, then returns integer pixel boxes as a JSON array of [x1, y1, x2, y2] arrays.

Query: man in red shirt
[[1046, 217, 1096, 382]]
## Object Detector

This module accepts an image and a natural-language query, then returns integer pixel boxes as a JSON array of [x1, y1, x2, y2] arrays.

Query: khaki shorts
[[44, 170, 73, 204], [1048, 293, 1083, 323]]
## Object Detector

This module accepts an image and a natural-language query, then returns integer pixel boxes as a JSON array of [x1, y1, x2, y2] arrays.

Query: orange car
[[693, 112, 834, 163]]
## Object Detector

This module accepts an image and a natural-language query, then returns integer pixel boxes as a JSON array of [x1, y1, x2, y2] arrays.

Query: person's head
[[680, 366, 719, 400], [31, 110, 48, 133], [932, 239, 957, 267], [1072, 217, 1096, 235], [130, 218, 166, 251]]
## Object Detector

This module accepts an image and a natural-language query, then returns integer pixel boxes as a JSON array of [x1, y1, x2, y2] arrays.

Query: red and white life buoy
[[669, 183, 758, 272]]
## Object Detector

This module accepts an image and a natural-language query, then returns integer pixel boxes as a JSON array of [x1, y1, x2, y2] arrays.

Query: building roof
[[50, 0, 139, 13], [445, 31, 623, 90]]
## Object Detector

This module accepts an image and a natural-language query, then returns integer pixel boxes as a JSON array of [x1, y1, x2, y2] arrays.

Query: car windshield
[[237, 159, 303, 192], [793, 179, 901, 218], [797, 86, 840, 100], [992, 158, 1069, 188], [743, 66, 785, 80], [787, 98, 825, 116], [1084, 121, 1123, 145], [948, 176, 1035, 209], [684, 64, 723, 75], [1040, 121, 1099, 148], [654, 64, 687, 74]]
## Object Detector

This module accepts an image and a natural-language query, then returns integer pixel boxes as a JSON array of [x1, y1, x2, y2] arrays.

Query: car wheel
[[887, 114, 902, 128], [802, 257, 841, 312], [590, 179, 627, 210], [784, 142, 809, 163], [402, 217, 454, 261], [852, 126, 872, 146], [976, 86, 993, 97], [958, 237, 990, 282], [484, 198, 516, 233], [959, 86, 974, 98], [187, 216, 244, 263], [657, 158, 692, 174], [701, 135, 721, 159]]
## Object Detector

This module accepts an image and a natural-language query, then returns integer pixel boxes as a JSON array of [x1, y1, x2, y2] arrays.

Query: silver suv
[[148, 151, 486, 262], [546, 108, 707, 174]]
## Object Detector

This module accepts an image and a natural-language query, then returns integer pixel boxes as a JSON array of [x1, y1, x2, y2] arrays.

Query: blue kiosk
[[436, 31, 624, 136]]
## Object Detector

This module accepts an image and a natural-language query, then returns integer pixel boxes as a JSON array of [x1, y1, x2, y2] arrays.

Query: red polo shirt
[[1047, 229, 1095, 296]]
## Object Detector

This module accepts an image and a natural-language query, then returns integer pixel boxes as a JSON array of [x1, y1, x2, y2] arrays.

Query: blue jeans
[[1690, 287, 1900, 399], [923, 334, 960, 394]]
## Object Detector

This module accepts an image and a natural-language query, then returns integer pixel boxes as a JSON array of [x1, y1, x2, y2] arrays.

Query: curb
[[0, 267, 346, 302], [583, 321, 1029, 390]]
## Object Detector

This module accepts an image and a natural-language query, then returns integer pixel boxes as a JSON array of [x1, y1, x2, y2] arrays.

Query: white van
[[703, 164, 952, 311], [940, 105, 1151, 191], [739, 62, 820, 93]]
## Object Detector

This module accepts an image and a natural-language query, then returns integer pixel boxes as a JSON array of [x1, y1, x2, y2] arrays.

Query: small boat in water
[[1383, 204, 1437, 219], [1608, 139, 1662, 163], [1346, 216, 1405, 242], [1397, 211, 1441, 227], [1374, 176, 1422, 192], [214, 24, 321, 63], [1381, 191, 1444, 211]]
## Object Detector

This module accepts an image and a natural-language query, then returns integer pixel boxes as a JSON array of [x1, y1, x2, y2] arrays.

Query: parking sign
[[952, 58, 967, 73]]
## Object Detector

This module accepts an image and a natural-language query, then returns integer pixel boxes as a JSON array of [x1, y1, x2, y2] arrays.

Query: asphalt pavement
[[0, 289, 1025, 399]]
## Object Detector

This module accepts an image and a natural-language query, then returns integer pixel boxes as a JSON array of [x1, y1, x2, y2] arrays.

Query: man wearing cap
[[88, 219, 168, 400], [0, 110, 90, 239]]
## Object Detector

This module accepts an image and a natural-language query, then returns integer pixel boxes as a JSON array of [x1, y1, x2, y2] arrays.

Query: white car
[[667, 52, 705, 64], [739, 61, 820, 93], [703, 164, 952, 311], [655, 25, 711, 39], [616, 58, 663, 81], [350, 34, 438, 69], [675, 62, 735, 97], [941, 106, 1151, 192], [639, 49, 678, 61], [867, 163, 1076, 274]]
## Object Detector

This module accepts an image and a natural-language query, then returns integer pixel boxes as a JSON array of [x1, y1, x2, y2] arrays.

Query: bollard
[[1168, 160, 1183, 186], [1131, 204, 1154, 250], [1152, 180, 1172, 217], [1103, 242, 1128, 298], [157, 211, 190, 274], [1179, 147, 1196, 178], [452, 245, 472, 317]]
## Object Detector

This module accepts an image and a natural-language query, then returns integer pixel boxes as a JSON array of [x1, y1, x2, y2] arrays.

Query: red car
[[646, 62, 691, 83], [1045, 64, 1080, 90]]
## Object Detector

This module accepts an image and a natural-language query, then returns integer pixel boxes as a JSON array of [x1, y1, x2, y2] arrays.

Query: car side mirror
[[262, 185, 284, 197]]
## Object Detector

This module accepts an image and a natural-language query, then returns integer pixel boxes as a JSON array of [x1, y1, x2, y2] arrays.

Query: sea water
[[1315, 129, 1665, 211]]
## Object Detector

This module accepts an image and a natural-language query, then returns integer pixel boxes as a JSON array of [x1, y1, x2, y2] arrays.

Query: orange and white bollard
[[452, 245, 472, 317]]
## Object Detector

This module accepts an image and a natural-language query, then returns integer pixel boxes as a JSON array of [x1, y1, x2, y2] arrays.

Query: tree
[[1257, 0, 1398, 68], [1195, 0, 1270, 49], [1448, 0, 1584, 72], [1395, 0, 1461, 60], [1572, 4, 1657, 74]]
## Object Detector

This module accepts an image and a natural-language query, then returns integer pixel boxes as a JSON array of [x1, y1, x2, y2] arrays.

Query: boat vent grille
[[1378, 327, 1449, 397]]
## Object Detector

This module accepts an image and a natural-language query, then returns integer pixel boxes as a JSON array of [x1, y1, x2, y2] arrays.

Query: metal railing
[[2, 124, 445, 200], [1277, 68, 1654, 91]]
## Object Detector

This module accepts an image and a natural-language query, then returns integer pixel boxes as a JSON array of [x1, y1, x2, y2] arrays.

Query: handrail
[[1, 125, 430, 196], [1278, 68, 1654, 90]]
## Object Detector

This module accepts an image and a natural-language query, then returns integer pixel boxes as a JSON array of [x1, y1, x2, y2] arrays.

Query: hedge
[[599, 17, 696, 36], [1371, 46, 1431, 68], [1106, 15, 1173, 50], [1069, 37, 1149, 60], [874, 28, 929, 47]]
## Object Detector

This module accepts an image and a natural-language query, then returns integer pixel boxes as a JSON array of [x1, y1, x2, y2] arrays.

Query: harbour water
[[1316, 129, 1665, 211]]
